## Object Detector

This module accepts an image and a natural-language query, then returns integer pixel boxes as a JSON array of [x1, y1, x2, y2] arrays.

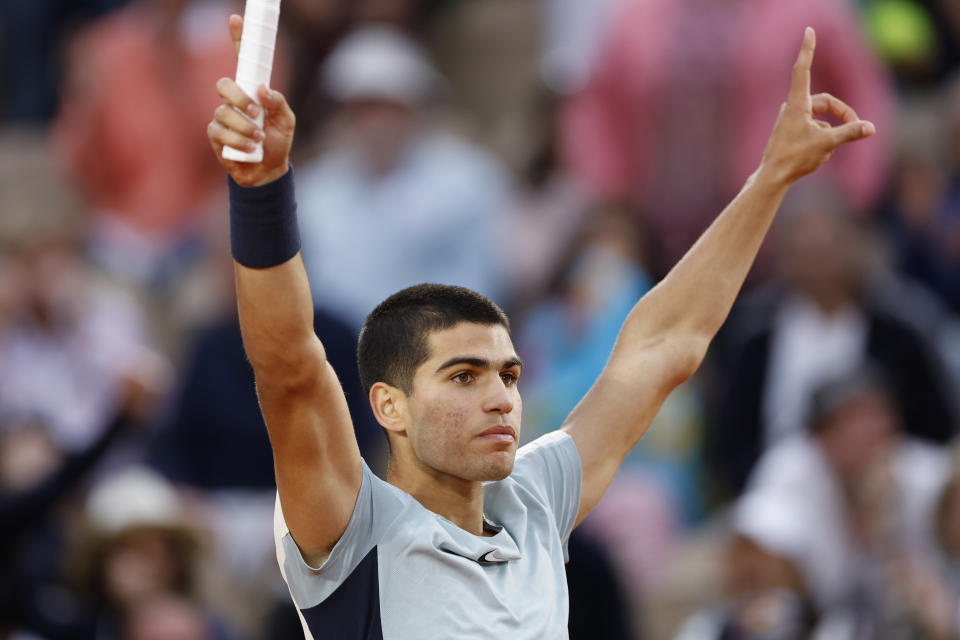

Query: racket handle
[[223, 0, 281, 163]]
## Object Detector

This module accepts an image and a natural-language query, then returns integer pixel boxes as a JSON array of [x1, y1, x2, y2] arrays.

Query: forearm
[[566, 166, 791, 525], [235, 256, 321, 374], [567, 28, 876, 526], [615, 167, 790, 370], [614, 27, 877, 377], [229, 168, 324, 379]]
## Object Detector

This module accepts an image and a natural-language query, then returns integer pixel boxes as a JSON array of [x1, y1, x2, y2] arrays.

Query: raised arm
[[562, 28, 876, 525], [206, 15, 361, 565]]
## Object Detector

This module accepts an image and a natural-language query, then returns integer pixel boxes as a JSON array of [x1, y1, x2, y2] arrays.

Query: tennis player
[[207, 15, 875, 638]]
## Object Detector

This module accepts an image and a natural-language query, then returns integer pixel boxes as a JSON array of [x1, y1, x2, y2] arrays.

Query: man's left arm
[[561, 28, 876, 526]]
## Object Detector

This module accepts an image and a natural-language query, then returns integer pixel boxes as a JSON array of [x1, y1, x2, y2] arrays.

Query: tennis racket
[[222, 0, 281, 163]]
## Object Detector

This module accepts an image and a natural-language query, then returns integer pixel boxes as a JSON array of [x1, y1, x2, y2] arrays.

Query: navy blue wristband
[[227, 166, 301, 269]]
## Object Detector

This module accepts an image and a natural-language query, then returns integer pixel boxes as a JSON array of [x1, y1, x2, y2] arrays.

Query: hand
[[759, 28, 876, 186], [117, 347, 174, 424], [207, 14, 295, 186]]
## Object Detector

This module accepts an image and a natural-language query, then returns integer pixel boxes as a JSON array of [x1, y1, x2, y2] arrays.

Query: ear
[[369, 382, 408, 435]]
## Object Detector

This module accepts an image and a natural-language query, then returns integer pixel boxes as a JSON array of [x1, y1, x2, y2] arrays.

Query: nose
[[482, 379, 515, 414]]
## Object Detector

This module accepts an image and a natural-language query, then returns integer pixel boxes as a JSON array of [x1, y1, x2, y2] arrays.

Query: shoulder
[[413, 132, 510, 187], [486, 431, 582, 515], [274, 461, 413, 608], [295, 151, 361, 195], [895, 439, 952, 495], [274, 461, 409, 565], [514, 431, 582, 478], [747, 435, 824, 491]]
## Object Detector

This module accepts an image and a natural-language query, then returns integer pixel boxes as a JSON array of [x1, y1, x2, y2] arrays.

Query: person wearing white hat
[[295, 24, 511, 329]]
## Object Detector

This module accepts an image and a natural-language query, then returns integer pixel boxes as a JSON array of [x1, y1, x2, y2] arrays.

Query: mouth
[[477, 425, 516, 443]]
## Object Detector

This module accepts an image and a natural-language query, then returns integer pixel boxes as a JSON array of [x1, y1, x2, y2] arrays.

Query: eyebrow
[[435, 356, 523, 374]]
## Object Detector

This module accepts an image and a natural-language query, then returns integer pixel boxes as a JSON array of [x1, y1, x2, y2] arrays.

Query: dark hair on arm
[[357, 283, 510, 395]]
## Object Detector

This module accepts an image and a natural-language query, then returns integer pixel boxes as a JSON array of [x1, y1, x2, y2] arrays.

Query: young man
[[206, 14, 875, 639]]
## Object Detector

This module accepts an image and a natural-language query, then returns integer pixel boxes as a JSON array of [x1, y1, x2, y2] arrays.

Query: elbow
[[668, 335, 710, 385], [609, 332, 708, 390]]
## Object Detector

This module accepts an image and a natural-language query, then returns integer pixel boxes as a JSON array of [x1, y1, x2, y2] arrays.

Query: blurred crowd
[[2, 0, 960, 638]]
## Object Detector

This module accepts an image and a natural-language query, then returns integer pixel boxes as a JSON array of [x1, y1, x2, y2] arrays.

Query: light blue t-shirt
[[273, 431, 582, 639], [296, 132, 510, 329]]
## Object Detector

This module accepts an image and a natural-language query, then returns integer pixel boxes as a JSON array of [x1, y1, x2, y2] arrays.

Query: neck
[[386, 458, 488, 536]]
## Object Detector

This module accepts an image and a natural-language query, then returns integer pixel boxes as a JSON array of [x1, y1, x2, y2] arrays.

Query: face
[[102, 529, 182, 607], [126, 596, 209, 640], [344, 99, 417, 173], [817, 389, 898, 482], [780, 209, 858, 304], [399, 322, 522, 482]]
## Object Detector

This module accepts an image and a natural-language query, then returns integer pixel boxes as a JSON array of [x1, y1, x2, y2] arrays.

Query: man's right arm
[[206, 15, 362, 566]]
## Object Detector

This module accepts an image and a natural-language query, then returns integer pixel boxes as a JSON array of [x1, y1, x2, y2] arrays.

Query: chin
[[476, 452, 516, 482]]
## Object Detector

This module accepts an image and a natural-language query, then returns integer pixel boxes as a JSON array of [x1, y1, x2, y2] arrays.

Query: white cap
[[323, 25, 439, 105], [733, 491, 809, 567], [86, 466, 185, 535]]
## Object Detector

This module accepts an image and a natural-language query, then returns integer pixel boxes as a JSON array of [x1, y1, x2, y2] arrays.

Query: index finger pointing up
[[788, 27, 816, 107]]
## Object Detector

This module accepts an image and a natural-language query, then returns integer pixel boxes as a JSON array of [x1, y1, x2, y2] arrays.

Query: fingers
[[788, 27, 815, 107], [207, 119, 258, 154], [811, 93, 859, 123], [215, 103, 263, 139], [258, 85, 296, 131], [229, 14, 243, 58], [216, 77, 259, 118], [828, 120, 876, 147]]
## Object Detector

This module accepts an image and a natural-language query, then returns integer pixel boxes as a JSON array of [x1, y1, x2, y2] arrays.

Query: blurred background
[[2, 0, 960, 638]]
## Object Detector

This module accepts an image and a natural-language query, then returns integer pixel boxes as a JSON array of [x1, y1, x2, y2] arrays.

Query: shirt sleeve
[[511, 431, 583, 557], [273, 460, 404, 609]]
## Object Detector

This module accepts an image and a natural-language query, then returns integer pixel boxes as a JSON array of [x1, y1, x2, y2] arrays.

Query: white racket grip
[[222, 0, 281, 163]]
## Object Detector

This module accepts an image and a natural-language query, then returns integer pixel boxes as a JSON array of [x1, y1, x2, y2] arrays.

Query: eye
[[500, 372, 518, 387], [452, 371, 474, 385]]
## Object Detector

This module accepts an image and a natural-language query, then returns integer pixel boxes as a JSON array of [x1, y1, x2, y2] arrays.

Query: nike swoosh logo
[[479, 550, 508, 563]]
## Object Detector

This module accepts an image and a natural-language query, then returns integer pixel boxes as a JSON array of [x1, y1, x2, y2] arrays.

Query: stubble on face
[[403, 323, 522, 483]]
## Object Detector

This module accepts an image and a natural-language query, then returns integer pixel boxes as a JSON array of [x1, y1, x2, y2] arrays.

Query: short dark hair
[[806, 364, 895, 433], [357, 284, 510, 395]]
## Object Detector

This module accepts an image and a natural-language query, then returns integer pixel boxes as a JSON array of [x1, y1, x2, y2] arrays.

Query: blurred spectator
[[561, 0, 894, 275], [145, 228, 382, 636], [296, 25, 510, 327], [0, 364, 168, 639], [0, 235, 159, 453], [125, 595, 217, 640], [152, 307, 381, 490], [149, 304, 383, 637], [426, 0, 542, 170], [151, 226, 383, 491], [538, 0, 628, 94], [880, 88, 960, 314], [74, 466, 238, 640], [674, 498, 818, 640], [0, 128, 84, 248], [280, 0, 452, 146], [502, 91, 595, 313], [735, 368, 951, 632], [518, 209, 652, 432], [710, 187, 956, 497], [565, 529, 637, 640], [516, 210, 704, 612], [914, 458, 960, 640], [519, 208, 704, 521], [0, 0, 129, 122], [53, 0, 237, 282]]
